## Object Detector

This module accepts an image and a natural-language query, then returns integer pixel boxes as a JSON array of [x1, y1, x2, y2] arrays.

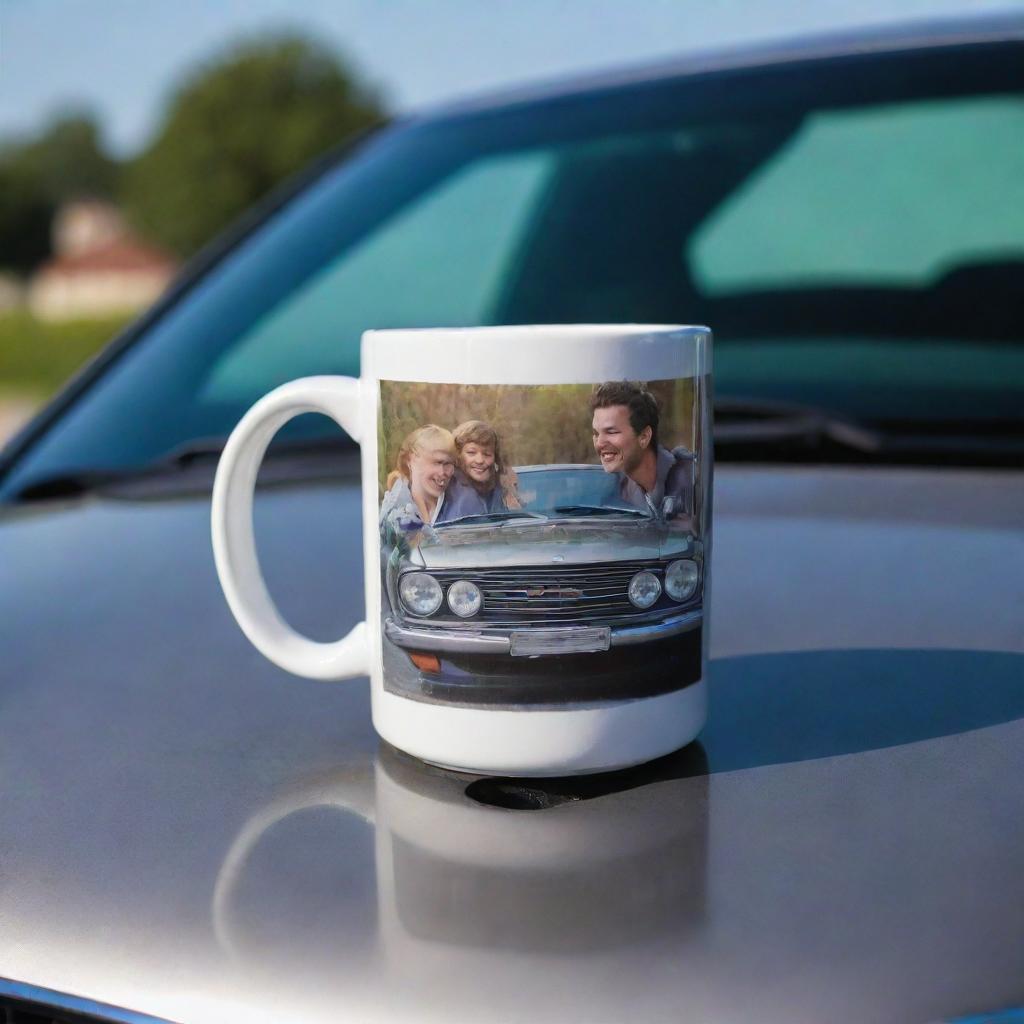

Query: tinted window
[[4, 45, 1023, 495], [691, 95, 1024, 291], [514, 467, 631, 514], [202, 150, 555, 405]]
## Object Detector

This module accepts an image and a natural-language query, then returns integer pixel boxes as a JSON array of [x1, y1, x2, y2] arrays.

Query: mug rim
[[362, 323, 712, 385]]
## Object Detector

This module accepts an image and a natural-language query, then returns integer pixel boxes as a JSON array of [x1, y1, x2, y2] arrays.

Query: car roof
[[422, 11, 1024, 122]]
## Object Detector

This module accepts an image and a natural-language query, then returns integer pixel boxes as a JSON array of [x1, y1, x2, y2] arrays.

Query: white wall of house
[[28, 268, 172, 321]]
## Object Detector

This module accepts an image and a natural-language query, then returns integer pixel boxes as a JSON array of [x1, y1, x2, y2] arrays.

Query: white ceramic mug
[[211, 324, 712, 775]]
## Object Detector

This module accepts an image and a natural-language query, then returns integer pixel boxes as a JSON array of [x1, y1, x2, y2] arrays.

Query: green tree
[[14, 113, 118, 203], [124, 35, 386, 258], [0, 112, 117, 273], [0, 161, 51, 273]]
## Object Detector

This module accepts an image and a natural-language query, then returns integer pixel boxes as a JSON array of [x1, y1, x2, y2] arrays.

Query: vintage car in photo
[[382, 463, 705, 703]]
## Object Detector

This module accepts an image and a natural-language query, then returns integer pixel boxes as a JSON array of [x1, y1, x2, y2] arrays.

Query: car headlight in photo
[[664, 559, 700, 602], [628, 570, 662, 609], [399, 573, 443, 616], [447, 579, 483, 618]]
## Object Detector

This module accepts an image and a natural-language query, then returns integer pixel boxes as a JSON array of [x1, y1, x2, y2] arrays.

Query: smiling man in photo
[[590, 381, 694, 517]]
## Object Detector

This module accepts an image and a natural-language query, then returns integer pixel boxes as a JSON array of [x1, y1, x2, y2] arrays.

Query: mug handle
[[211, 375, 370, 680]]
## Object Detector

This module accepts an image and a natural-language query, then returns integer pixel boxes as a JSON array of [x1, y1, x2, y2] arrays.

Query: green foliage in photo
[[378, 379, 695, 497]]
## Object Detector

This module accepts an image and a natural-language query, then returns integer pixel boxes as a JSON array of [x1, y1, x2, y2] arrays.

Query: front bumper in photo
[[384, 608, 703, 657]]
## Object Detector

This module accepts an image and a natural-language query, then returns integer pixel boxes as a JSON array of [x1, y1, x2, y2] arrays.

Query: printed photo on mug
[[377, 377, 709, 708]]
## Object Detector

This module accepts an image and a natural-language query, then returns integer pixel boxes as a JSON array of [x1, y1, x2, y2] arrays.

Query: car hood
[[410, 517, 694, 569], [1, 464, 1023, 1024]]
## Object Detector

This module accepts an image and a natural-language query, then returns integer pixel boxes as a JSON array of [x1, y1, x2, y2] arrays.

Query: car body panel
[[1, 465, 1023, 1023], [411, 519, 695, 567], [427, 11, 1024, 122]]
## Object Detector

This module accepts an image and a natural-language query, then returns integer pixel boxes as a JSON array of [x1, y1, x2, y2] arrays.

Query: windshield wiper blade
[[440, 510, 548, 525], [714, 398, 1024, 464], [552, 504, 649, 517], [8, 433, 356, 502], [714, 396, 883, 454], [9, 439, 234, 502]]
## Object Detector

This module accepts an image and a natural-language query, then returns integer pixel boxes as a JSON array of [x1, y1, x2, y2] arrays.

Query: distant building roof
[[40, 237, 176, 277], [29, 201, 178, 320]]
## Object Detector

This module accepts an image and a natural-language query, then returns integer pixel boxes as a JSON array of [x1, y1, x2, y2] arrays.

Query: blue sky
[[2, 0, 1021, 156]]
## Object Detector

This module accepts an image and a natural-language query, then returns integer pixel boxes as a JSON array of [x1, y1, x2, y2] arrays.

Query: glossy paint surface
[[1, 464, 1023, 1023]]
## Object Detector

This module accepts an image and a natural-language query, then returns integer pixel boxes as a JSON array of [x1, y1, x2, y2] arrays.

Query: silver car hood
[[411, 517, 694, 569], [1, 465, 1023, 1024]]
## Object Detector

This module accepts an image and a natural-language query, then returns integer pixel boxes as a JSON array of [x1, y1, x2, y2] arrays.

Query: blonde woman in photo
[[439, 420, 521, 523], [380, 425, 456, 542]]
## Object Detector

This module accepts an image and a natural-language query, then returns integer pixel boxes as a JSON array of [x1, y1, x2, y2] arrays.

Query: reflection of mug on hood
[[213, 745, 709, 999]]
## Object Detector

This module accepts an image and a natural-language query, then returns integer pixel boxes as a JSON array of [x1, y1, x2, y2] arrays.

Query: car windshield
[[3, 44, 1023, 497], [511, 466, 651, 519]]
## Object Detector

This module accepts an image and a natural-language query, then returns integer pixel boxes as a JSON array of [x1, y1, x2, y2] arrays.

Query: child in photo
[[439, 420, 521, 522]]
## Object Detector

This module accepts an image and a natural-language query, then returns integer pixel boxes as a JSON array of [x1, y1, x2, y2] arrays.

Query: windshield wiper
[[7, 433, 355, 503], [552, 504, 649, 518], [440, 510, 548, 525], [714, 396, 1024, 465], [714, 397, 882, 454]]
